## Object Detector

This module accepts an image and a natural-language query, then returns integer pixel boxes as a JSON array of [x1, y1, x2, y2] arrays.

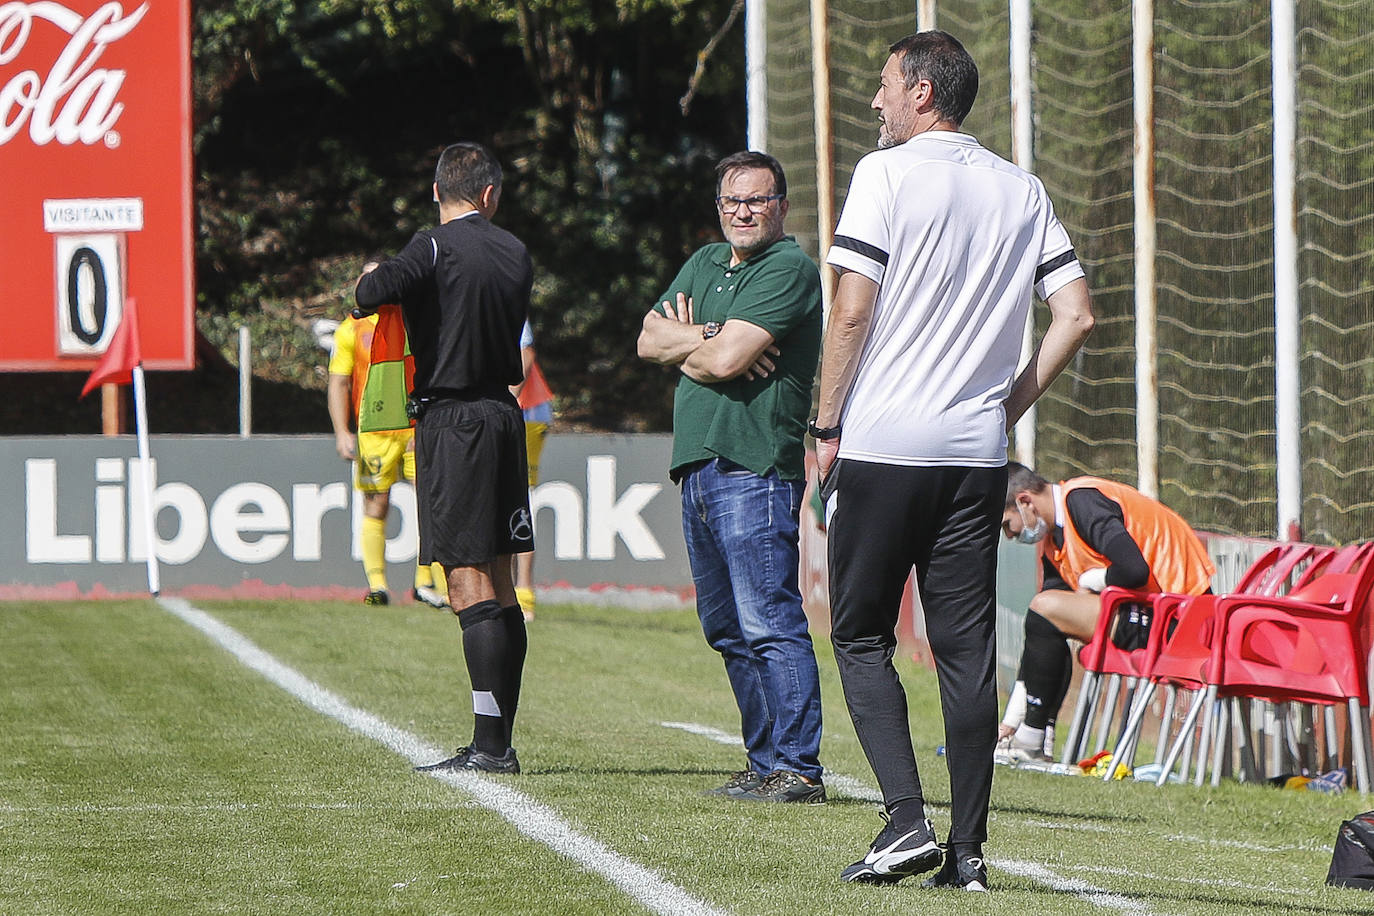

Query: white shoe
[[994, 737, 1052, 767], [412, 585, 449, 609]]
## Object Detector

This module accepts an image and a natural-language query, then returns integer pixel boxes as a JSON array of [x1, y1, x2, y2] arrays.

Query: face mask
[[1016, 504, 1047, 545]]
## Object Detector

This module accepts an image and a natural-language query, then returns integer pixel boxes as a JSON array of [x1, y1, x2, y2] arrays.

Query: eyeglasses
[[715, 194, 784, 214]]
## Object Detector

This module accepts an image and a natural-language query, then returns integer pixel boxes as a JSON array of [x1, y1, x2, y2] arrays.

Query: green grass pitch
[[1, 598, 1368, 915]]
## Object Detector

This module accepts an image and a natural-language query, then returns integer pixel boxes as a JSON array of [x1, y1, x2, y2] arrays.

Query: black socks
[[1020, 610, 1071, 730], [458, 600, 528, 754]]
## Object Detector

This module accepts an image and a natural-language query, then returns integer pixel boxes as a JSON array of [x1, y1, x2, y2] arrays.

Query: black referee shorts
[[415, 394, 532, 567]]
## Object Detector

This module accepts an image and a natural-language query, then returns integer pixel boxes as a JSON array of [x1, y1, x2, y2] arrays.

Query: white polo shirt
[[826, 130, 1084, 467]]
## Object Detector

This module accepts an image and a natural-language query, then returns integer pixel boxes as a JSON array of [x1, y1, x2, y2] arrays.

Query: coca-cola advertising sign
[[0, 0, 192, 370]]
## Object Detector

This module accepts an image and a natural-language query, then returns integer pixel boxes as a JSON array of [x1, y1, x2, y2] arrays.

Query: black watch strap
[[808, 418, 841, 440]]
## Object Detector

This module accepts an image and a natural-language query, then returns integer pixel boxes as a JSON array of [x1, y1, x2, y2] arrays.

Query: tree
[[192, 0, 747, 430]]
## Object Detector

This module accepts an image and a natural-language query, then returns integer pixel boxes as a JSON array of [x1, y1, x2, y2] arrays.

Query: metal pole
[[1009, 0, 1036, 467], [1272, 0, 1301, 540], [746, 0, 768, 151], [810, 0, 834, 310], [238, 325, 252, 438], [131, 364, 160, 596], [1133, 0, 1159, 498], [917, 0, 937, 30]]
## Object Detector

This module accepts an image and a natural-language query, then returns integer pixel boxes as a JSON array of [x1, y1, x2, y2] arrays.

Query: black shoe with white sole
[[921, 850, 989, 892], [840, 814, 942, 884]]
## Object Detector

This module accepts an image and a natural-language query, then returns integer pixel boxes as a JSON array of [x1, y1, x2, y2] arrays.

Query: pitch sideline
[[660, 720, 1156, 915], [157, 597, 726, 916]]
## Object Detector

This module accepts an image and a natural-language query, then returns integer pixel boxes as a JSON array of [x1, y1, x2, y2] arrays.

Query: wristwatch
[[807, 418, 842, 440], [702, 321, 722, 340]]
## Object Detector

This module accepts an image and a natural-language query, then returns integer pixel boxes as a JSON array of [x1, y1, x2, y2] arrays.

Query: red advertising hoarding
[[0, 0, 193, 371]]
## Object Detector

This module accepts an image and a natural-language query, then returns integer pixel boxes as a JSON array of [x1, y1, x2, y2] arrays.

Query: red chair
[[1057, 586, 1154, 766], [1195, 541, 1374, 792], [1088, 542, 1326, 777]]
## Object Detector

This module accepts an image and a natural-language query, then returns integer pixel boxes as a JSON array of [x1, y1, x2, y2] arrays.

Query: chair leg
[[1209, 695, 1231, 787], [1154, 684, 1178, 765], [1348, 698, 1371, 795], [1281, 702, 1302, 773], [1298, 704, 1317, 775], [1194, 685, 1220, 787], [1158, 689, 1208, 786], [1093, 674, 1122, 755], [1266, 703, 1282, 779], [1059, 671, 1098, 766], [1324, 705, 1340, 772], [1116, 677, 1139, 749], [1236, 698, 1258, 783], [1104, 681, 1156, 782]]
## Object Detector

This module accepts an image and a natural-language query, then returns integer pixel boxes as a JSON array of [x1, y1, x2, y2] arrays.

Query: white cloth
[[826, 131, 1084, 467]]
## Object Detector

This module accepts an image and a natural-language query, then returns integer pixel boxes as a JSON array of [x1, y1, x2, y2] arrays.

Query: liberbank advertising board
[[3, 434, 691, 593]]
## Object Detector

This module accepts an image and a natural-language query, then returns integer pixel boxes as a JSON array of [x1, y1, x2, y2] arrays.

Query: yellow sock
[[432, 563, 449, 599], [414, 562, 432, 589], [361, 515, 387, 591]]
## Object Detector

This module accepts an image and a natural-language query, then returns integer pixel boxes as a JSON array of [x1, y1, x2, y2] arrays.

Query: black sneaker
[[736, 769, 826, 804], [704, 770, 765, 797], [363, 589, 390, 606], [840, 814, 942, 884], [921, 850, 989, 892], [415, 746, 521, 774]]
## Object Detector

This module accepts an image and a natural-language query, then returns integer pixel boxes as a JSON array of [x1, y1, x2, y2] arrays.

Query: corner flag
[[77, 298, 161, 596], [81, 299, 143, 397]]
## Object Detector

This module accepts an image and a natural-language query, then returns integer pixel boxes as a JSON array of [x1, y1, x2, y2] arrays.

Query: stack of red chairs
[[1061, 542, 1323, 772], [1175, 540, 1374, 792]]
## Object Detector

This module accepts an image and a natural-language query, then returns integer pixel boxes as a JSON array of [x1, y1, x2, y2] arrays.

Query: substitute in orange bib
[[998, 461, 1214, 763], [327, 302, 448, 608]]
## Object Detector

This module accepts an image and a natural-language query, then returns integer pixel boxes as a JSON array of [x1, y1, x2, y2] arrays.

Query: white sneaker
[[993, 737, 1052, 767], [412, 585, 449, 609]]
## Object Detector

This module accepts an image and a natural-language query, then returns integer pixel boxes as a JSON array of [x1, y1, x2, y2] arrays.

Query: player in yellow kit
[[327, 304, 448, 607]]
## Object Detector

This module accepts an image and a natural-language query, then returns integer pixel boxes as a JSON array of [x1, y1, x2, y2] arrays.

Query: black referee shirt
[[356, 212, 532, 394]]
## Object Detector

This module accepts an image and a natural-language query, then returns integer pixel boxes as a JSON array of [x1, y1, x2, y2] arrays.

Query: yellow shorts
[[355, 429, 415, 493], [525, 421, 548, 488]]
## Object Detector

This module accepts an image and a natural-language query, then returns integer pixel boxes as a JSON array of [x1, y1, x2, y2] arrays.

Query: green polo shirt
[[657, 236, 821, 481]]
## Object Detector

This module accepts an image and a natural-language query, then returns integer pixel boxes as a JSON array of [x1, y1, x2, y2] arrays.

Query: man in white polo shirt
[[813, 31, 1095, 892]]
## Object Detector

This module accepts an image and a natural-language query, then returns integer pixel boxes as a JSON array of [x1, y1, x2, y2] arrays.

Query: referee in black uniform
[[355, 142, 535, 774]]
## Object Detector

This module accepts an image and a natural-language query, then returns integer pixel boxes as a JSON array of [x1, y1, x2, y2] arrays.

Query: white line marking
[[661, 720, 1157, 915], [0, 802, 478, 814], [997, 860, 1155, 916], [159, 598, 726, 916], [1063, 862, 1299, 895]]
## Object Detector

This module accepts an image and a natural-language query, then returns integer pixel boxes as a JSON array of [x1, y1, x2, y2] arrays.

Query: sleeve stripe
[[1035, 249, 1078, 283], [831, 234, 889, 267]]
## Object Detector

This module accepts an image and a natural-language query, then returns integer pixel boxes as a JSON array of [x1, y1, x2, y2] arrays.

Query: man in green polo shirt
[[636, 150, 825, 803]]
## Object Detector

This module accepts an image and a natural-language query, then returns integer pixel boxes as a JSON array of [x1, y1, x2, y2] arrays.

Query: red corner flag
[[81, 298, 142, 398]]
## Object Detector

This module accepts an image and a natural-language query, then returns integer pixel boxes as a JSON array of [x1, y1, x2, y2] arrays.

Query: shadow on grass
[[526, 765, 738, 778], [1013, 881, 1359, 916], [991, 799, 1147, 825]]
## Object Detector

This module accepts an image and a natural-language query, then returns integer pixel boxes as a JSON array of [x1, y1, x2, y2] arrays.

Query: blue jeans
[[681, 458, 823, 781]]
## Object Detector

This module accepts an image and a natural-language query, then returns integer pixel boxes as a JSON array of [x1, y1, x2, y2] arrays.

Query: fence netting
[[765, 0, 1374, 544]]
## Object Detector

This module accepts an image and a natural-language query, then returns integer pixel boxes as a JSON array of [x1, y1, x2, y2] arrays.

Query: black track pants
[[826, 460, 1005, 846]]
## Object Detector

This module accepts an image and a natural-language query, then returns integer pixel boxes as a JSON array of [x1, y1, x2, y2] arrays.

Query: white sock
[[1013, 723, 1045, 750], [1001, 680, 1028, 730]]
